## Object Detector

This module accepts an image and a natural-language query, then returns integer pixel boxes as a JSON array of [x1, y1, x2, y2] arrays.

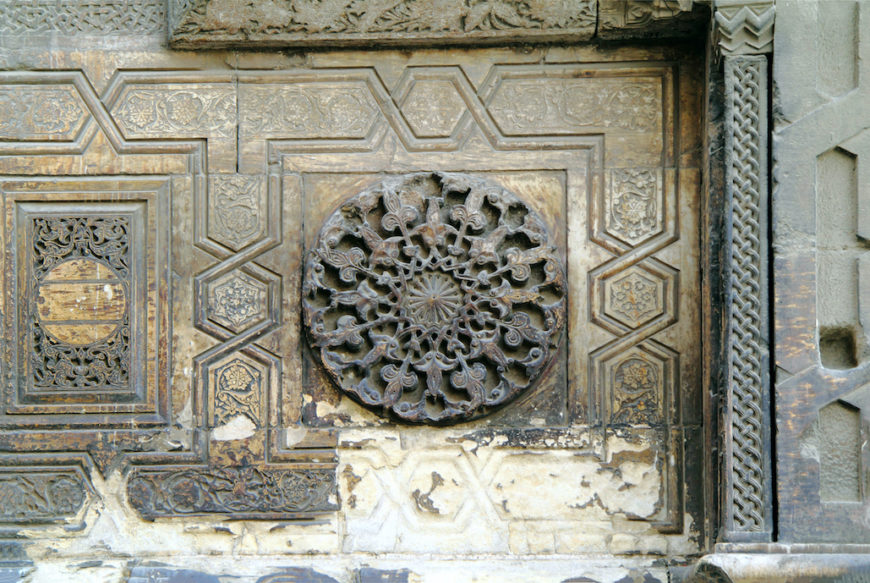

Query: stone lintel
[[167, 0, 709, 49]]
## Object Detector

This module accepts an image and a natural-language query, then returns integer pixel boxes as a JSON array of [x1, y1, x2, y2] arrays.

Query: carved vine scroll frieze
[[128, 467, 337, 519], [169, 0, 597, 47], [0, 86, 87, 140], [0, 470, 87, 523], [303, 172, 566, 424]]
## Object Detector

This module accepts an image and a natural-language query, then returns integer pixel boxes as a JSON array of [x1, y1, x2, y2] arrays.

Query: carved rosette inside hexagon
[[302, 172, 566, 424]]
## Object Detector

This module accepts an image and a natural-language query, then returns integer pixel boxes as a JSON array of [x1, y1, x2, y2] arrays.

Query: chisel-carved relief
[[303, 172, 566, 424]]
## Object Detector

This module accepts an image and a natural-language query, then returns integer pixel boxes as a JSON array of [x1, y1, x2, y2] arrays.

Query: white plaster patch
[[285, 426, 309, 448], [337, 427, 692, 555], [211, 415, 257, 441]]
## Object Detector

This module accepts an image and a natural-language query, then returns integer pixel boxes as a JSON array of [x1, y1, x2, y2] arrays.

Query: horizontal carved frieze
[[170, 0, 596, 47], [167, 0, 705, 48], [0, 0, 165, 35], [127, 466, 338, 520], [0, 467, 91, 525]]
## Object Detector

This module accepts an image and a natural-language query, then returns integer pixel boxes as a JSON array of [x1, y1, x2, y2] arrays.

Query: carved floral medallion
[[302, 172, 565, 424]]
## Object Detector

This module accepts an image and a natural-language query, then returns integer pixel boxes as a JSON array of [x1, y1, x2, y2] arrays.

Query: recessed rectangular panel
[[1, 180, 171, 426], [17, 202, 145, 403]]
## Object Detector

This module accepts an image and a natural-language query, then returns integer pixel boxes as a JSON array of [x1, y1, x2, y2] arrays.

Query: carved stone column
[[715, 0, 775, 542]]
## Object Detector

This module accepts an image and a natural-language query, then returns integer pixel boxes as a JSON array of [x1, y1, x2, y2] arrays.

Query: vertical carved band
[[723, 55, 772, 540]]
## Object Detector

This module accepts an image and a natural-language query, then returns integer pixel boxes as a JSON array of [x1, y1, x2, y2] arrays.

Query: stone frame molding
[[716, 0, 775, 544]]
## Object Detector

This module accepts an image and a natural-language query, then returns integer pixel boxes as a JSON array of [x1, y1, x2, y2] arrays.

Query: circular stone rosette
[[302, 172, 566, 424]]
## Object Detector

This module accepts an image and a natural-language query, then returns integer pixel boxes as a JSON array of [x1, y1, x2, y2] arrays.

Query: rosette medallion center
[[404, 270, 463, 327]]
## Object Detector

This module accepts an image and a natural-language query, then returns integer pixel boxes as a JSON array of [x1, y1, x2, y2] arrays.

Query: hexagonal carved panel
[[592, 260, 677, 335], [605, 267, 664, 328], [600, 342, 678, 426], [400, 80, 467, 139], [207, 270, 267, 333], [207, 175, 267, 251], [605, 168, 663, 247], [211, 356, 263, 428]]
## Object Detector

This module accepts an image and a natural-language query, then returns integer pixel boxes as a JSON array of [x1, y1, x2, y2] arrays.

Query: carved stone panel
[[302, 172, 566, 424], [169, 0, 598, 48], [128, 466, 337, 520], [2, 181, 170, 425], [0, 466, 92, 525], [0, 37, 704, 578]]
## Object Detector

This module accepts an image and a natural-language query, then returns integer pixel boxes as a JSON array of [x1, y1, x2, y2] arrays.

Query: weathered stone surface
[[598, 0, 707, 40], [773, 0, 870, 544], [0, 1, 720, 579], [169, 0, 598, 48], [128, 566, 221, 583], [680, 552, 870, 583], [165, 0, 711, 49]]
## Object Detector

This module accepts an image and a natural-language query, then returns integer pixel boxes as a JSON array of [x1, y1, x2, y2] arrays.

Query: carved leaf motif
[[115, 87, 235, 138], [127, 467, 337, 519], [239, 85, 377, 138], [465, 2, 491, 30], [608, 169, 660, 245], [612, 357, 660, 425], [489, 78, 660, 135], [173, 0, 595, 39], [214, 359, 261, 427], [302, 172, 566, 424], [0, 471, 87, 522], [0, 86, 85, 140]]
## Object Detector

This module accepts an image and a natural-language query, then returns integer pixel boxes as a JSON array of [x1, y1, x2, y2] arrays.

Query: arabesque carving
[[0, 86, 86, 140], [488, 79, 660, 135], [128, 467, 337, 519], [29, 216, 131, 392], [303, 172, 566, 424], [612, 356, 660, 425], [208, 272, 266, 331], [214, 358, 261, 427], [607, 169, 661, 245], [0, 470, 87, 523], [169, 0, 597, 47]]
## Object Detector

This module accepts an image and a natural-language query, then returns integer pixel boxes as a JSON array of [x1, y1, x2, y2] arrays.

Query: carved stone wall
[[0, 3, 710, 582], [773, 0, 870, 544]]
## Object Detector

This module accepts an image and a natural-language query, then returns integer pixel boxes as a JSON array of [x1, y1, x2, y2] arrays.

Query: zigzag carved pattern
[[727, 58, 766, 532], [715, 3, 774, 55]]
